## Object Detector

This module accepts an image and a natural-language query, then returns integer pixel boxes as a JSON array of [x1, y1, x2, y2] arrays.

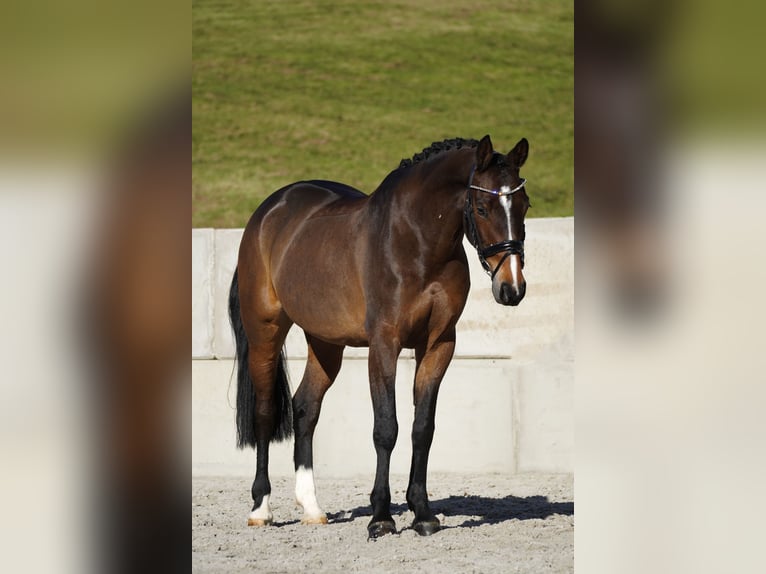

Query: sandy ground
[[193, 472, 573, 573]]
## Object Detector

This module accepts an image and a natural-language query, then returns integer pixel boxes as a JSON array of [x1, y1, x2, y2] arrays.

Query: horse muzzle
[[493, 280, 526, 306]]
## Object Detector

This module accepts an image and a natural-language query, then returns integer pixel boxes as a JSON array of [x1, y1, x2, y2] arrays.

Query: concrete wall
[[192, 217, 573, 477]]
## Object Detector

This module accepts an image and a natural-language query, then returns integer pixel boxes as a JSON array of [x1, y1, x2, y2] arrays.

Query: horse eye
[[476, 206, 488, 218]]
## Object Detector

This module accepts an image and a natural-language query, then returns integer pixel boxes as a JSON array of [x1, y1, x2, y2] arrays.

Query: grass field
[[193, 0, 573, 228]]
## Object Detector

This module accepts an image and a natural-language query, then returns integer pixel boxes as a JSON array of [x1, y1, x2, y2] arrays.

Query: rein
[[464, 166, 526, 279]]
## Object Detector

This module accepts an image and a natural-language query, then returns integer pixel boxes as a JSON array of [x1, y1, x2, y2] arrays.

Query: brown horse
[[229, 135, 530, 537]]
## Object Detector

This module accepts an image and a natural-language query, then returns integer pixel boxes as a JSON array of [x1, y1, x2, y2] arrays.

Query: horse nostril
[[500, 283, 513, 305], [497, 282, 526, 306]]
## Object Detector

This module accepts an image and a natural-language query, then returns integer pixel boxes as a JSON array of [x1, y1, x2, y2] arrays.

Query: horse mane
[[398, 138, 479, 169]]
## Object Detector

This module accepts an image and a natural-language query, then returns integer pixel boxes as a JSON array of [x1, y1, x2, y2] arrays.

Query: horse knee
[[411, 419, 435, 449], [373, 418, 398, 451]]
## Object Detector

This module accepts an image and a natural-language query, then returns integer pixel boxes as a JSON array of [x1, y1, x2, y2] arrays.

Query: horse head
[[464, 135, 530, 306]]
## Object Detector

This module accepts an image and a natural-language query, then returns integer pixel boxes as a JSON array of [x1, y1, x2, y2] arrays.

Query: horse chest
[[366, 274, 467, 348]]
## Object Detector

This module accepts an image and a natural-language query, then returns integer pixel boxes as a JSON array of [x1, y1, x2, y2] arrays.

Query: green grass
[[193, 0, 572, 228]]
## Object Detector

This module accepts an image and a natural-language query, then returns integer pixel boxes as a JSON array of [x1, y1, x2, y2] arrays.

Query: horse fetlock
[[295, 499, 327, 525], [295, 466, 326, 523], [247, 494, 273, 526], [406, 484, 429, 509], [369, 488, 392, 511]]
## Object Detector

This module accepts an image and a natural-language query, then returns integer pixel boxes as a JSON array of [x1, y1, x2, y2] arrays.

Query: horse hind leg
[[243, 334, 294, 527], [231, 269, 294, 526], [292, 335, 344, 524]]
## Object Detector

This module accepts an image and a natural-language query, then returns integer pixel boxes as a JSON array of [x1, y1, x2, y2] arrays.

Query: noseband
[[463, 166, 526, 279]]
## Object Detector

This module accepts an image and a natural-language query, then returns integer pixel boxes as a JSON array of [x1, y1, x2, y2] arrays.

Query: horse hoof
[[367, 520, 397, 538], [301, 514, 328, 525], [412, 519, 441, 536], [247, 517, 272, 527]]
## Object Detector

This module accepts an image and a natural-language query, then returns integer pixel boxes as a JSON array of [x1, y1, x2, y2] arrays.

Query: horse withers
[[229, 135, 530, 537]]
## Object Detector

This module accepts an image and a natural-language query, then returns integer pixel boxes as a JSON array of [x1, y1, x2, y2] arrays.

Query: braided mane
[[398, 138, 479, 169]]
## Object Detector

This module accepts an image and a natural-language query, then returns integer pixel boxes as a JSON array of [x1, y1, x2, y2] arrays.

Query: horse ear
[[476, 134, 494, 171], [508, 137, 529, 168]]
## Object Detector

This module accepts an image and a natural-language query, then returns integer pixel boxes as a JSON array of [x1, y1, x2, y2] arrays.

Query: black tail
[[229, 269, 293, 449]]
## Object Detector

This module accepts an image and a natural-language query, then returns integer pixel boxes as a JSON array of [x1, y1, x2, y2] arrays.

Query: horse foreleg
[[293, 336, 343, 524], [407, 336, 455, 536], [367, 336, 401, 538]]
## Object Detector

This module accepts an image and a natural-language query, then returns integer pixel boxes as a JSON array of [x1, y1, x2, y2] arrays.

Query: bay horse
[[229, 135, 530, 537]]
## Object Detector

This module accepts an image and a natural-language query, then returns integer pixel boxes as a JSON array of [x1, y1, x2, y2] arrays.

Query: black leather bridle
[[463, 166, 526, 279]]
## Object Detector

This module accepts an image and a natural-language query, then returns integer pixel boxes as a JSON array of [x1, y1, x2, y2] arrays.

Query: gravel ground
[[193, 473, 573, 573]]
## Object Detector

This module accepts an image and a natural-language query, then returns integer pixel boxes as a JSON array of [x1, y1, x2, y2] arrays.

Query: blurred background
[[0, 0, 188, 573], [576, 0, 766, 572]]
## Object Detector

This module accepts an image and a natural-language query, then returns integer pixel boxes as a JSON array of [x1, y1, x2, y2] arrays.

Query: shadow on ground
[[327, 494, 573, 529]]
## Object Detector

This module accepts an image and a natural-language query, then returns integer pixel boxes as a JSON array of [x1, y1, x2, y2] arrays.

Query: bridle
[[463, 165, 526, 279]]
